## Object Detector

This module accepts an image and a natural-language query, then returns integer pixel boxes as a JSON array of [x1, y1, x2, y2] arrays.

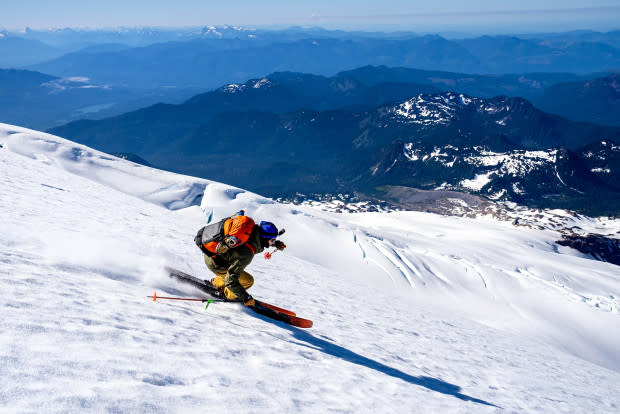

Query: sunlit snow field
[[1, 124, 619, 413]]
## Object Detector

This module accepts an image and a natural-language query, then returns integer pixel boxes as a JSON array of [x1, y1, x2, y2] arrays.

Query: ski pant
[[211, 271, 254, 301]]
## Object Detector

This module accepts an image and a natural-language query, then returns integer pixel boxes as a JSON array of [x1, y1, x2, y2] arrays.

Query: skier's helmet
[[259, 221, 278, 239]]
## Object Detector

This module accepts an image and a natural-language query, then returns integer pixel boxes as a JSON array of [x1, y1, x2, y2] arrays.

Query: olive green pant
[[211, 271, 254, 301]]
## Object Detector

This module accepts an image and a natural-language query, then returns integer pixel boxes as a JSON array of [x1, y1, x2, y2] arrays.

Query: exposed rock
[[557, 234, 620, 266]]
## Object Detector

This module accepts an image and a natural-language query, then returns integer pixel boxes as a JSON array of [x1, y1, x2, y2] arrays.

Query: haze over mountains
[[23, 29, 620, 90], [2, 27, 619, 84], [0, 68, 203, 130]]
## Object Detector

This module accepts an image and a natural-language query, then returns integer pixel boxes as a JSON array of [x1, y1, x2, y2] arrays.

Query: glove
[[244, 296, 255, 307], [274, 240, 286, 250]]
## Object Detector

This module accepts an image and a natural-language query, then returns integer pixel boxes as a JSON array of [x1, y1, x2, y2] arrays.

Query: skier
[[201, 218, 286, 307]]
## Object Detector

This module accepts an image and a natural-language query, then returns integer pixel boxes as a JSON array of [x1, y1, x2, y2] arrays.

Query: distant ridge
[[49, 75, 620, 215]]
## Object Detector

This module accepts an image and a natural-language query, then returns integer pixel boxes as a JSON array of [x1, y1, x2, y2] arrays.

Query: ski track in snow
[[1, 123, 620, 413]]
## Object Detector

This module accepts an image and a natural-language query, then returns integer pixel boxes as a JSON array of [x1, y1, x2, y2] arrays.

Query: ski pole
[[148, 292, 227, 309]]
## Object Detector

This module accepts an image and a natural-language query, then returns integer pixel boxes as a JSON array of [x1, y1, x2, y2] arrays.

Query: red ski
[[251, 303, 313, 328], [255, 300, 296, 316], [166, 266, 312, 328]]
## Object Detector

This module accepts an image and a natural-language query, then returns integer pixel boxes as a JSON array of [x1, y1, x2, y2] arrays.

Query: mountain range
[[533, 73, 620, 127], [3, 65, 617, 131], [48, 72, 620, 215], [15, 30, 619, 90], [3, 26, 618, 216], [366, 139, 620, 216]]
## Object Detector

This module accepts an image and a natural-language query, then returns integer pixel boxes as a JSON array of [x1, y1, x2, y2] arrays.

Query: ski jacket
[[203, 225, 266, 301]]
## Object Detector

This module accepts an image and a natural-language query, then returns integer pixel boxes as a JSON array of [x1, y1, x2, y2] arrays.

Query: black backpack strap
[[194, 226, 212, 255], [194, 226, 206, 248]]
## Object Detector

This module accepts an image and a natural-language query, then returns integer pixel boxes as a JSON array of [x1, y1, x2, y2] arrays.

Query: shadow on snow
[[256, 313, 499, 408]]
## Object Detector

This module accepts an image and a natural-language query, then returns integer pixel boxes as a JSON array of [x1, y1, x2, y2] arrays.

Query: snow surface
[[1, 123, 620, 413]]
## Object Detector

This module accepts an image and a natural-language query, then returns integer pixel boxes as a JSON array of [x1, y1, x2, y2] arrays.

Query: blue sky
[[1, 0, 618, 32]]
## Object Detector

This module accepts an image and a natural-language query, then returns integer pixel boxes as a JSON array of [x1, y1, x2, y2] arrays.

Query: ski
[[254, 300, 297, 317], [251, 303, 313, 329], [166, 266, 295, 314], [167, 266, 226, 299], [165, 266, 312, 328]]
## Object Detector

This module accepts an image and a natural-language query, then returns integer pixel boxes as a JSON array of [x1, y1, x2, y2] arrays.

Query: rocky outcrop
[[557, 234, 620, 266]]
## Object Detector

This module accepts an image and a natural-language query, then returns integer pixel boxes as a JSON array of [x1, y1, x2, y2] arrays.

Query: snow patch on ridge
[[253, 78, 272, 89], [403, 143, 559, 181], [392, 94, 456, 125], [221, 83, 245, 93], [460, 172, 493, 191], [390, 93, 513, 126], [464, 149, 557, 176]]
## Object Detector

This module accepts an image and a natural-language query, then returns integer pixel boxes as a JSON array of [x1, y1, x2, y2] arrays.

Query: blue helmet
[[259, 221, 278, 239]]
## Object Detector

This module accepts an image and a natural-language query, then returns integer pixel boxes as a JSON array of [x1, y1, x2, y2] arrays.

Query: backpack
[[194, 211, 255, 256]]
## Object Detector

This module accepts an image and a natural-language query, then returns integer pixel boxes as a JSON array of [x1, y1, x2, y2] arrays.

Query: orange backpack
[[195, 212, 255, 256]]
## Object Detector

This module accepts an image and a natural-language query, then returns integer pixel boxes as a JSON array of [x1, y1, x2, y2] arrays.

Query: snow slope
[[1, 123, 619, 413]]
